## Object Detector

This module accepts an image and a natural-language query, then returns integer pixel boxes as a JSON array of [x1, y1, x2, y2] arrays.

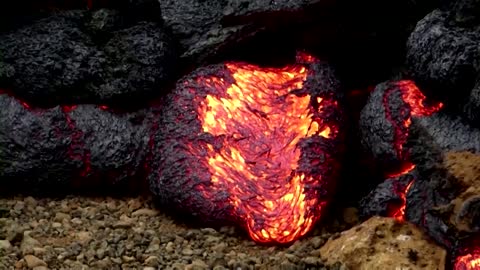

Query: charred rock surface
[[0, 93, 150, 194], [148, 55, 345, 243], [0, 8, 177, 106]]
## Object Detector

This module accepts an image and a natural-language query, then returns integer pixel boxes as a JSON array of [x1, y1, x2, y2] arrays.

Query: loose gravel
[[0, 196, 355, 270]]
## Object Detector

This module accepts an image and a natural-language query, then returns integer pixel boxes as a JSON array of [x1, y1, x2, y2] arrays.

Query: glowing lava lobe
[[455, 236, 480, 270], [150, 54, 345, 244], [360, 80, 443, 174]]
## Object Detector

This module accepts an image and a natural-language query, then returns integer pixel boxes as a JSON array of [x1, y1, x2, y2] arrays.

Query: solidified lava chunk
[[0, 9, 177, 106], [406, 9, 480, 103], [359, 80, 443, 172], [149, 53, 345, 244], [359, 167, 415, 221], [0, 92, 150, 193]]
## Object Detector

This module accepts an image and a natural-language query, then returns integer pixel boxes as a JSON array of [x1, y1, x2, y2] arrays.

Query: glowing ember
[[193, 62, 336, 243]]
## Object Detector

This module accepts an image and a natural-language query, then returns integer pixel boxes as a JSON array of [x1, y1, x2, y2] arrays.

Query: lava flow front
[[152, 54, 344, 244]]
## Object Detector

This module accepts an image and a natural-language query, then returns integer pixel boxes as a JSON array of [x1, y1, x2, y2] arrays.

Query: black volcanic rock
[[88, 22, 178, 103], [0, 12, 178, 106], [406, 9, 480, 101], [158, 0, 317, 63], [0, 93, 150, 194]]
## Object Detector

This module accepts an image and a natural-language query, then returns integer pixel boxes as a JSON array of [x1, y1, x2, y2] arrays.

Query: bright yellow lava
[[193, 62, 331, 243]]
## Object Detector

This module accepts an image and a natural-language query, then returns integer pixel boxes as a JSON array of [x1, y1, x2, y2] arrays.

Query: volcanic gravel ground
[[0, 196, 354, 269]]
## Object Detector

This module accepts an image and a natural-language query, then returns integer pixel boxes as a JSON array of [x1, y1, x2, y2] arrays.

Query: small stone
[[132, 208, 159, 217], [52, 222, 62, 228], [165, 241, 174, 252], [112, 214, 135, 229], [94, 258, 112, 268], [24, 255, 47, 268], [186, 259, 208, 270], [76, 231, 92, 245], [144, 255, 160, 267], [127, 199, 143, 211], [122, 255, 135, 263], [24, 197, 37, 207], [171, 262, 186, 270], [33, 247, 46, 256], [32, 267, 48, 270], [310, 236, 325, 249], [212, 242, 227, 252], [143, 267, 156, 270], [303, 256, 322, 266], [146, 237, 160, 253], [21, 232, 41, 255], [0, 240, 12, 251], [54, 212, 71, 222], [71, 218, 83, 225], [182, 248, 194, 256]]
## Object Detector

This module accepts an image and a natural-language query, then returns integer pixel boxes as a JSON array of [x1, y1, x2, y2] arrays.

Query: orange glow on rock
[[398, 80, 444, 117], [193, 62, 337, 243], [392, 177, 414, 222], [387, 80, 443, 161], [455, 251, 480, 270]]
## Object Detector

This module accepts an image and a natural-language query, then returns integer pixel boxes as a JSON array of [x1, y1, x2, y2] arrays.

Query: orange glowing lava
[[388, 80, 444, 161], [392, 177, 414, 222], [194, 62, 336, 243], [455, 251, 480, 270], [399, 80, 444, 117]]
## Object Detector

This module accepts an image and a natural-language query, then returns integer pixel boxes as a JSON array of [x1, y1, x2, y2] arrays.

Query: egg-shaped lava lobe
[[148, 53, 345, 244], [359, 80, 443, 174]]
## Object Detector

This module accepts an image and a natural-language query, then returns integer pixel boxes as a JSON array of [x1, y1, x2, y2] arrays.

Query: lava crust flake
[[150, 54, 344, 244]]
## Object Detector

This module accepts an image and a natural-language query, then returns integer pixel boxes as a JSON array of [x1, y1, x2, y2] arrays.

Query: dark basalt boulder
[[406, 1, 480, 127]]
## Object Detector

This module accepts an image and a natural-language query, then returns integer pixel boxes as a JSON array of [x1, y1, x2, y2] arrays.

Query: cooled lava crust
[[0, 92, 150, 193], [149, 53, 345, 244]]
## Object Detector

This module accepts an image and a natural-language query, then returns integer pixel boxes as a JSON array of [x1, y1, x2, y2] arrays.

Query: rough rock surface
[[158, 0, 315, 62], [442, 151, 480, 233], [319, 216, 446, 270], [0, 196, 352, 269], [406, 2, 480, 127], [0, 8, 177, 106], [405, 117, 480, 247], [0, 94, 151, 193]]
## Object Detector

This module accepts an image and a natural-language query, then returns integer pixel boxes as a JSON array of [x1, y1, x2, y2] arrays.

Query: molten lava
[[453, 242, 480, 270], [178, 58, 341, 243], [381, 81, 442, 222], [456, 253, 480, 270]]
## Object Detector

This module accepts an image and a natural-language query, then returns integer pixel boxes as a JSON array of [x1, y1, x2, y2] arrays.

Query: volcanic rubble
[[1, 0, 480, 269]]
